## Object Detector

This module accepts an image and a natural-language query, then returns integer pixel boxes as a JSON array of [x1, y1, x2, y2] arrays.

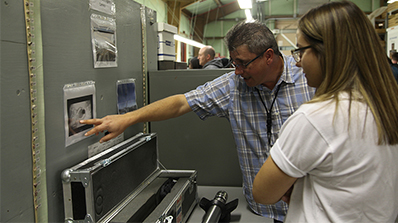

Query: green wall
[[204, 19, 240, 57], [263, 0, 297, 16], [134, 0, 167, 23]]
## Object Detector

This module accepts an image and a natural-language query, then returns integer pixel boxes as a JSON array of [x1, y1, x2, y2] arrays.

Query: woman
[[188, 56, 202, 69], [252, 1, 398, 222]]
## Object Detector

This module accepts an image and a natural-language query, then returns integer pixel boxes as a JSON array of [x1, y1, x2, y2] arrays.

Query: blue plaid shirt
[[185, 54, 315, 221]]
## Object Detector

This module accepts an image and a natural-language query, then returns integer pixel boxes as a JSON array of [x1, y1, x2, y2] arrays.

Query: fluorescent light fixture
[[174, 34, 206, 49], [388, 0, 398, 3], [245, 9, 254, 22], [238, 0, 252, 9]]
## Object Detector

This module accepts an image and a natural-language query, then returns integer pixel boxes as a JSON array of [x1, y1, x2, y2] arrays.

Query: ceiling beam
[[180, 0, 198, 9], [180, 0, 201, 9], [213, 0, 222, 7], [182, 8, 193, 18], [191, 1, 240, 23], [162, 0, 199, 10], [188, 1, 240, 48], [164, 0, 241, 53]]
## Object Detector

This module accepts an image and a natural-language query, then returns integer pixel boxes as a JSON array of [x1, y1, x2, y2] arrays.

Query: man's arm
[[252, 156, 297, 205], [80, 94, 192, 142]]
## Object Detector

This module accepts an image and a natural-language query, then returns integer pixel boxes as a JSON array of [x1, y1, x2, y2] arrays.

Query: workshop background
[[0, 0, 390, 222]]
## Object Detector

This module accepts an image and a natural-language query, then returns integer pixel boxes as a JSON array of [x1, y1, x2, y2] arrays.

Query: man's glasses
[[230, 48, 269, 69], [291, 45, 311, 63]]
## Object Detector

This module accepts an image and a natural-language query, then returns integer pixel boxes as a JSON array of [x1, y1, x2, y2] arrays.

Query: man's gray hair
[[225, 21, 280, 56]]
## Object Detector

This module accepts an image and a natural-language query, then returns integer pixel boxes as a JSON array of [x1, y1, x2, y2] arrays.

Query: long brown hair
[[299, 1, 398, 145]]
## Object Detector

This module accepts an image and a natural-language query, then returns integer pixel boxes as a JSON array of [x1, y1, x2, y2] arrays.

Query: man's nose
[[234, 66, 244, 75]]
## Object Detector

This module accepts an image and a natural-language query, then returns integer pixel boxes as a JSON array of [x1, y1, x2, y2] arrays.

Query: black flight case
[[61, 132, 198, 223]]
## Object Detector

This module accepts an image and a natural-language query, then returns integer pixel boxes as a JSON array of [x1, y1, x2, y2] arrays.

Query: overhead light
[[238, 0, 252, 9], [245, 9, 254, 22], [388, 0, 398, 3], [174, 35, 206, 49]]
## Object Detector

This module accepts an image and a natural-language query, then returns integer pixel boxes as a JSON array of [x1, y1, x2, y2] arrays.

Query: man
[[197, 45, 224, 69], [392, 52, 398, 64], [81, 21, 315, 222]]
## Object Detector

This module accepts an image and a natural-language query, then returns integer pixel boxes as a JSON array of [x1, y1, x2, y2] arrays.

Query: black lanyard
[[256, 84, 281, 147]]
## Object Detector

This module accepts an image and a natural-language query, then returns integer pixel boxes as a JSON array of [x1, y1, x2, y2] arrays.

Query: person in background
[[388, 56, 398, 83], [81, 21, 315, 222], [188, 56, 202, 69], [197, 45, 224, 69], [253, 2, 398, 222], [391, 52, 398, 64], [221, 57, 232, 68]]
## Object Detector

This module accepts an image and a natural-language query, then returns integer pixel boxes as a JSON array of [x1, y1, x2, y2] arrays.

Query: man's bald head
[[198, 46, 216, 66]]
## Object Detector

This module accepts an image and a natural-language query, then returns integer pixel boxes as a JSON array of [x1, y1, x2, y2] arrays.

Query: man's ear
[[264, 48, 275, 65]]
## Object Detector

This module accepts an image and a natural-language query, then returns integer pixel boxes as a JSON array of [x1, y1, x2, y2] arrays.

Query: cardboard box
[[389, 14, 398, 27], [388, 2, 398, 13], [158, 32, 176, 61], [157, 23, 177, 61], [157, 22, 177, 34]]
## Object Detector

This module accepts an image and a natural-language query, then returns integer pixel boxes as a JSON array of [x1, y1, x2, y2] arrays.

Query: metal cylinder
[[202, 191, 228, 223], [202, 205, 222, 223]]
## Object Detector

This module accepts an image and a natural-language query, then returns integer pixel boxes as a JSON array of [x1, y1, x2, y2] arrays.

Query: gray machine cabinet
[[61, 133, 197, 223]]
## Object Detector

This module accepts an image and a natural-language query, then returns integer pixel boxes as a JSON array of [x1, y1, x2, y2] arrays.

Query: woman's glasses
[[291, 45, 311, 63]]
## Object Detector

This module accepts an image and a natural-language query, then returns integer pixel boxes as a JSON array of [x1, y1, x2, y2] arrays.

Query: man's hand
[[80, 114, 129, 143], [80, 94, 192, 143]]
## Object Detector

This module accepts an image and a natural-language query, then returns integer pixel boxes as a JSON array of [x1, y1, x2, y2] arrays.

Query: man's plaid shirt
[[185, 54, 315, 221]]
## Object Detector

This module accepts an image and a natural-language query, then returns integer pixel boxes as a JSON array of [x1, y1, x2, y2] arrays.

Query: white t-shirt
[[271, 93, 398, 222]]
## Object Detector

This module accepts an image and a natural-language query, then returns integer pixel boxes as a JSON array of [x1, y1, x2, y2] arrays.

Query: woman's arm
[[252, 156, 297, 205]]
